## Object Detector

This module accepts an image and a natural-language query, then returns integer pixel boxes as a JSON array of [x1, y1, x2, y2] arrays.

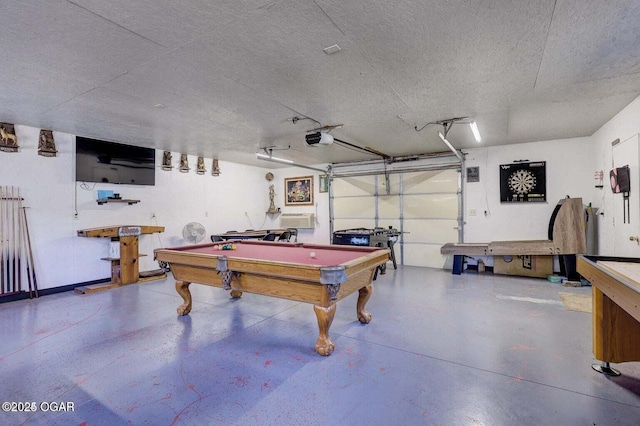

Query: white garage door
[[332, 169, 460, 268]]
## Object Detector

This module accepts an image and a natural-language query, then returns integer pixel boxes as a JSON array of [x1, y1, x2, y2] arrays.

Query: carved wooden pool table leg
[[313, 303, 336, 356], [175, 280, 192, 315], [357, 284, 373, 324]]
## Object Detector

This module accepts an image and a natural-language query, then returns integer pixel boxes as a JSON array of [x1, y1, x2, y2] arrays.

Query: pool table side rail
[[156, 248, 388, 306], [576, 255, 640, 364], [154, 246, 389, 284], [577, 256, 640, 323]]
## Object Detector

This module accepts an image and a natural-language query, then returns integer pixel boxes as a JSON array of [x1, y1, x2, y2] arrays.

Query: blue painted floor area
[[1, 267, 640, 425]]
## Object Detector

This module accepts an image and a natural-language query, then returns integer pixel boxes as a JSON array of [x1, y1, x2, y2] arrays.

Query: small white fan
[[182, 222, 206, 244]]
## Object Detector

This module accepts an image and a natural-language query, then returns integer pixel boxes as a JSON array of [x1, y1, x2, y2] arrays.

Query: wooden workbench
[[75, 225, 165, 294]]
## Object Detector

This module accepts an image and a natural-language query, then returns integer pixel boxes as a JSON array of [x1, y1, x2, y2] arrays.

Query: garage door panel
[[403, 219, 458, 243], [403, 170, 458, 193], [379, 195, 400, 217], [379, 174, 401, 195], [404, 194, 458, 218], [333, 176, 376, 196], [403, 244, 451, 268], [334, 197, 376, 217]]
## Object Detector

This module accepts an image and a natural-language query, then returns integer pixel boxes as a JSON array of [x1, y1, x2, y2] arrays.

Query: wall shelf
[[97, 198, 140, 205]]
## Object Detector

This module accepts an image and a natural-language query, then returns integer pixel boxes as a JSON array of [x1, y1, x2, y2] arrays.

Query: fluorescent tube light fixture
[[469, 121, 482, 143]]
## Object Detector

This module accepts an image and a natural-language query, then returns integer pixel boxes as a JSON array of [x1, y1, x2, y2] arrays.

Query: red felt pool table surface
[[166, 240, 378, 266], [154, 240, 390, 355]]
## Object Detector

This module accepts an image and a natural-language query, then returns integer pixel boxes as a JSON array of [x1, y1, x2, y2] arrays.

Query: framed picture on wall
[[285, 176, 314, 206], [319, 174, 329, 193]]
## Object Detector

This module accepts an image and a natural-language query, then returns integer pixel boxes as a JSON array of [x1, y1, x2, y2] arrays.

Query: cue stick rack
[[0, 185, 39, 299]]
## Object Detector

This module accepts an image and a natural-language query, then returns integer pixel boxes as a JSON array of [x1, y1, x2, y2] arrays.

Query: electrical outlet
[[74, 213, 79, 220], [469, 209, 477, 216]]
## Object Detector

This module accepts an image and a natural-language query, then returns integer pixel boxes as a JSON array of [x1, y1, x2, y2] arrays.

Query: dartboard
[[499, 161, 546, 203], [508, 169, 536, 194]]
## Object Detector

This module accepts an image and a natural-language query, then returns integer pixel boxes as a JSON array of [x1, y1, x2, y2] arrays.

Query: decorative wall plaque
[[179, 154, 190, 173], [162, 151, 173, 170], [196, 157, 206, 175], [38, 130, 57, 157], [0, 123, 19, 152], [212, 159, 221, 176]]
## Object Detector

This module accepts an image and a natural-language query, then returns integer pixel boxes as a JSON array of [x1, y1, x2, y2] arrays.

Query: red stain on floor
[[0, 305, 103, 361], [264, 360, 272, 367], [510, 344, 538, 351]]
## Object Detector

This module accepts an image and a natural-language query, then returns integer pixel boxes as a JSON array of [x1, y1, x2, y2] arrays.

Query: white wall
[[1, 124, 333, 290], [591, 95, 640, 256], [463, 137, 595, 244], [462, 92, 640, 259]]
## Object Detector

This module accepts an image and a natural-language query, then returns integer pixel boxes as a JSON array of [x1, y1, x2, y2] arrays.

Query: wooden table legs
[[313, 284, 373, 356], [174, 279, 373, 356], [175, 280, 192, 316]]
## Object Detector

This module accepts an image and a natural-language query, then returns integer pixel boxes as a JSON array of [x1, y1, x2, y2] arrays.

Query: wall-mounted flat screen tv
[[76, 137, 155, 185]]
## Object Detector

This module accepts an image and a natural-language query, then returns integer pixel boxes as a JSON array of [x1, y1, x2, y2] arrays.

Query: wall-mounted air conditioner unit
[[280, 213, 315, 229]]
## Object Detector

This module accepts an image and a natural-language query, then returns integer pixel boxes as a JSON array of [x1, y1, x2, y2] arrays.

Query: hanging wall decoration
[[610, 165, 631, 223], [285, 175, 314, 206], [319, 174, 329, 193], [212, 159, 221, 176], [0, 123, 19, 152], [179, 154, 190, 173], [466, 166, 480, 183], [196, 157, 206, 175], [499, 161, 546, 203], [162, 151, 173, 171], [38, 130, 57, 157]]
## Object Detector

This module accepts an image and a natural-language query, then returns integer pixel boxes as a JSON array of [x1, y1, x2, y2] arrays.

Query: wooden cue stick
[[22, 203, 38, 297], [20, 203, 33, 298], [2, 185, 6, 295], [5, 185, 9, 294], [11, 185, 16, 292], [16, 187, 22, 292], [13, 186, 18, 293], [7, 185, 12, 293], [0, 185, 4, 294]]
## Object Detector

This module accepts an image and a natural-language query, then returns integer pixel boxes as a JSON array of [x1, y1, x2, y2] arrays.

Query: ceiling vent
[[323, 44, 341, 55]]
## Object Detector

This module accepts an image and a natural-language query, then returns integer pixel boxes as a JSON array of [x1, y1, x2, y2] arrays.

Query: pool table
[[154, 240, 390, 355]]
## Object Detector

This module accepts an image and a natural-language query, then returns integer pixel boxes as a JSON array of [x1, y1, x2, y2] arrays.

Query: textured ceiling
[[1, 0, 639, 167]]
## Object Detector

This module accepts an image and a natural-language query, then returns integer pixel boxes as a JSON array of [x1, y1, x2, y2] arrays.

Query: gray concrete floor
[[1, 266, 639, 425]]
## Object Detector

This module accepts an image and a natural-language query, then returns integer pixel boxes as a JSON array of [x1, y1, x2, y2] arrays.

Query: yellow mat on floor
[[558, 292, 592, 313]]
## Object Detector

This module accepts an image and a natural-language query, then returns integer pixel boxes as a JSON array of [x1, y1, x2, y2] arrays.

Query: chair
[[262, 233, 278, 241], [211, 235, 224, 242], [277, 231, 291, 242], [287, 228, 298, 242]]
